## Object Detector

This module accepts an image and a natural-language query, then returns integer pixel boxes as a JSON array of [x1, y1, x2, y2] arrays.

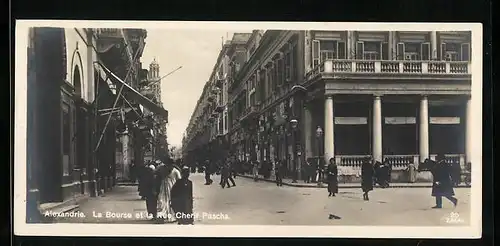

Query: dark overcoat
[[171, 178, 194, 224], [361, 162, 374, 192], [326, 163, 339, 193], [431, 161, 455, 197]]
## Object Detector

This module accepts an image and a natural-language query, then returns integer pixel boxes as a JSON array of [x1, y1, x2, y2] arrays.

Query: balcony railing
[[335, 155, 371, 176], [307, 59, 471, 80], [95, 28, 123, 39], [384, 155, 419, 170], [430, 154, 465, 168], [239, 106, 259, 122]]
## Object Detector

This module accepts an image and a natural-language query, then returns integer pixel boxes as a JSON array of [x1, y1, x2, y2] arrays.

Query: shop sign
[[430, 117, 461, 125], [334, 117, 368, 125], [384, 117, 416, 125]]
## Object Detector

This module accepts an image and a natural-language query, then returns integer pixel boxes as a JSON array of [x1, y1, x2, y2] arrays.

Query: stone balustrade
[[312, 59, 471, 77], [384, 155, 419, 170], [430, 154, 465, 168]]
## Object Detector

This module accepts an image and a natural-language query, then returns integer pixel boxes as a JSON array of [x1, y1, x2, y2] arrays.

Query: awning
[[95, 61, 169, 122]]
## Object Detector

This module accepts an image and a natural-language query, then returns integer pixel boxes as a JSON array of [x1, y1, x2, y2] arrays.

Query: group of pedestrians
[[137, 157, 194, 224], [316, 154, 459, 208], [202, 157, 237, 189]]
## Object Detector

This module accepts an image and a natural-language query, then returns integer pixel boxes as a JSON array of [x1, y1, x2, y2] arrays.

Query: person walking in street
[[170, 166, 194, 225], [326, 158, 339, 197], [303, 160, 311, 183], [204, 160, 213, 185], [252, 160, 259, 182], [156, 157, 182, 223], [138, 161, 149, 200], [431, 154, 458, 208], [275, 160, 284, 186], [143, 162, 159, 221], [227, 160, 236, 186], [361, 158, 374, 201]]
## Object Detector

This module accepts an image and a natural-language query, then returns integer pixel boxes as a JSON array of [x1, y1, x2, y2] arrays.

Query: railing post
[[445, 62, 451, 73], [422, 62, 429, 74], [467, 63, 472, 74], [351, 61, 356, 73], [324, 60, 333, 73], [374, 61, 381, 73], [398, 62, 404, 73]]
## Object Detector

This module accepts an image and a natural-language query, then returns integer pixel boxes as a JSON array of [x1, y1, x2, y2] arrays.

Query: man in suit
[[143, 163, 159, 221]]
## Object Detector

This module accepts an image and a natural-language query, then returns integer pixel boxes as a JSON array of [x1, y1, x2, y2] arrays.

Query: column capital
[[325, 95, 334, 100], [373, 94, 382, 99]]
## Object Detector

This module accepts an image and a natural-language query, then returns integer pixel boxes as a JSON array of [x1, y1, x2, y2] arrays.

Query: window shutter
[[312, 40, 320, 67], [421, 42, 430, 61], [381, 42, 389, 60], [397, 42, 405, 60], [356, 41, 364, 59], [337, 41, 346, 59], [461, 43, 470, 61], [440, 43, 447, 61]]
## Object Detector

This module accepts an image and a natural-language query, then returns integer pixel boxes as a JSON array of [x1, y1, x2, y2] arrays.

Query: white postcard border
[[14, 20, 483, 238]]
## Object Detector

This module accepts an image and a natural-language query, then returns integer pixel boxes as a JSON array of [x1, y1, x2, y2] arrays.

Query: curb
[[39, 194, 90, 214], [236, 175, 471, 189], [116, 182, 139, 186]]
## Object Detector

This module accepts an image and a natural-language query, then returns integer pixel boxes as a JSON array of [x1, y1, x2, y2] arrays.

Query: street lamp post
[[316, 126, 324, 187], [290, 119, 299, 183]]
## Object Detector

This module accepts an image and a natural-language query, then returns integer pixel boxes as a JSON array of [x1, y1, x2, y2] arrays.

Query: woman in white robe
[[156, 162, 182, 223]]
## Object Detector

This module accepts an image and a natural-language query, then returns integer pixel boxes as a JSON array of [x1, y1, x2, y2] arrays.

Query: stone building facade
[[183, 30, 472, 181]]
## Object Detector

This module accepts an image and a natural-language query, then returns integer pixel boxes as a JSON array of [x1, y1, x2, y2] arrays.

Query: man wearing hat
[[171, 166, 194, 225]]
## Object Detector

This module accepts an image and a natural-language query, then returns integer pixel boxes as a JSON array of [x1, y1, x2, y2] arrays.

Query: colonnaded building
[[182, 30, 472, 182]]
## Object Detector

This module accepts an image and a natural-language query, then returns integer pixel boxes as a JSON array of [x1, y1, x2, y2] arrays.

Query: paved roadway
[[53, 173, 471, 226]]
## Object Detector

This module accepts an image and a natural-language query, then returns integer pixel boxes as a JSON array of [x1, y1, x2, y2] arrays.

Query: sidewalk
[[236, 174, 471, 188], [52, 186, 172, 224]]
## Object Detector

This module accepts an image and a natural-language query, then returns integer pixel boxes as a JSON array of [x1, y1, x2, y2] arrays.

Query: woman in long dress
[[156, 161, 182, 223], [326, 158, 338, 197]]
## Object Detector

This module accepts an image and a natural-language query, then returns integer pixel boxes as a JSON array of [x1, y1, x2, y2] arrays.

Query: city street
[[54, 173, 471, 226]]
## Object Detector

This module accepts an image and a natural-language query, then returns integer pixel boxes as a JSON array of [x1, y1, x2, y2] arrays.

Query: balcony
[[307, 60, 471, 81], [239, 105, 259, 122], [207, 94, 215, 102], [215, 104, 225, 113], [95, 28, 123, 39]]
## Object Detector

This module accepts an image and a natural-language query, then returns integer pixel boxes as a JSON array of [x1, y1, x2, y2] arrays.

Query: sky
[[140, 29, 251, 148]]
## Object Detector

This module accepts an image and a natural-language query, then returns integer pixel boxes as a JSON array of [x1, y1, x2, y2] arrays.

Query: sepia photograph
[[14, 21, 482, 238]]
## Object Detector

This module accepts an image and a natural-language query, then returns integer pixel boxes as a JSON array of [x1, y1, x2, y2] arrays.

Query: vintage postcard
[[14, 20, 482, 238]]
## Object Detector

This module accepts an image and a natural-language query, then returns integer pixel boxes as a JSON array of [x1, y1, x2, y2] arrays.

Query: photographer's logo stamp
[[444, 212, 464, 224]]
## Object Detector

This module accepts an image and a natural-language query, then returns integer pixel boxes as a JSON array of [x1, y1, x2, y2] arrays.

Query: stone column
[[324, 96, 335, 163], [431, 31, 438, 60], [303, 104, 313, 159], [465, 96, 472, 164], [419, 96, 430, 165], [372, 96, 383, 163]]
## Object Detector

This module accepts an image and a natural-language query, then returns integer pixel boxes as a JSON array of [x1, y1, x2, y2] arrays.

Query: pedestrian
[[450, 159, 461, 186], [143, 163, 159, 221], [204, 160, 213, 185], [275, 160, 284, 186], [252, 160, 259, 181], [383, 158, 392, 187], [156, 157, 182, 223], [302, 160, 311, 183], [137, 162, 148, 200], [431, 154, 458, 208], [361, 158, 374, 201], [170, 166, 194, 225], [227, 161, 236, 186], [326, 158, 339, 197]]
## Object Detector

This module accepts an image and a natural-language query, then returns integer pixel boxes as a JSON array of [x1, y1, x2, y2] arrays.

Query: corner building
[[184, 30, 472, 182]]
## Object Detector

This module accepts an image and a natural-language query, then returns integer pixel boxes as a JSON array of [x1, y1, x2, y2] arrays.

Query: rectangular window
[[224, 112, 228, 131], [397, 42, 405, 60], [381, 42, 389, 60], [337, 41, 346, 59], [356, 41, 364, 59], [250, 92, 256, 107], [319, 40, 337, 62], [291, 44, 298, 80], [461, 43, 470, 61], [62, 103, 71, 176], [421, 42, 431, 61], [312, 40, 320, 67], [441, 42, 460, 61], [284, 46, 292, 82]]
